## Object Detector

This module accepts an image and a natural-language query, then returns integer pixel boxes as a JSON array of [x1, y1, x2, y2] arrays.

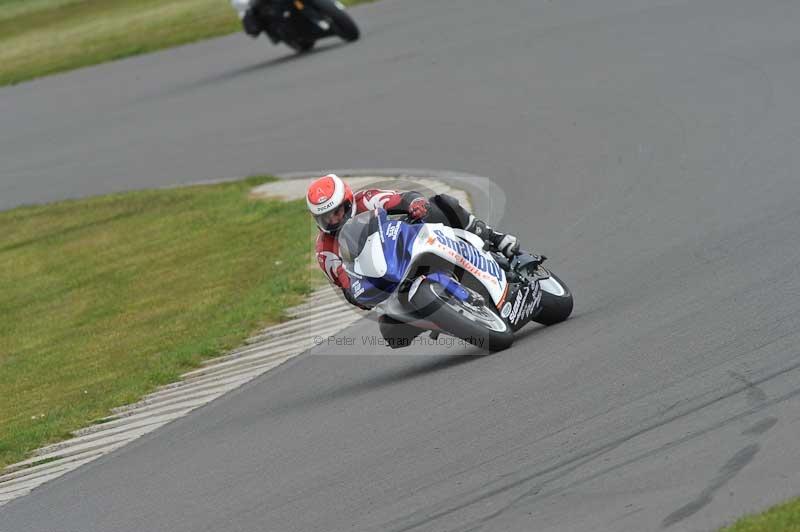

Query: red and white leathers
[[315, 188, 428, 289]]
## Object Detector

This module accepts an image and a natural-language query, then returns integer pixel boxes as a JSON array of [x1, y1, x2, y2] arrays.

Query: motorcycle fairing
[[412, 225, 508, 306], [345, 209, 423, 307], [502, 280, 542, 331], [351, 232, 387, 278], [345, 209, 509, 309]]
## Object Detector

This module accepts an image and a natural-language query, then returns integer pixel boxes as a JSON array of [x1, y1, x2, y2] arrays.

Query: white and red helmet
[[306, 173, 355, 233]]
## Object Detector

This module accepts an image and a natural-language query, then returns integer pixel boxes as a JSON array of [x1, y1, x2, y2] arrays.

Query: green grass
[[0, 0, 369, 86], [0, 0, 241, 86], [721, 497, 800, 531], [0, 177, 322, 469]]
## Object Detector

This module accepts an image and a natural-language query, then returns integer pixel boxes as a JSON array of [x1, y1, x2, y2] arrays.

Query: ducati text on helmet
[[306, 174, 355, 234]]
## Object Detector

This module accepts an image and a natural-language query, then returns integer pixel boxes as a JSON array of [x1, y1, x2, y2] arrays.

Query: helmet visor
[[314, 200, 353, 233]]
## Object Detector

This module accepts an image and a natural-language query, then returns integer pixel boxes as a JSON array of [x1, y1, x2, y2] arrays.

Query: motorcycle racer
[[231, 0, 281, 42], [307, 174, 522, 309]]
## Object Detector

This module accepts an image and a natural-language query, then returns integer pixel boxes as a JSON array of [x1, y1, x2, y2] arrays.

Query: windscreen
[[338, 210, 379, 271]]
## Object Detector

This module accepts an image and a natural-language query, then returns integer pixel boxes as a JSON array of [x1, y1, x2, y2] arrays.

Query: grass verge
[[0, 176, 321, 469], [721, 497, 800, 531], [0, 0, 370, 86]]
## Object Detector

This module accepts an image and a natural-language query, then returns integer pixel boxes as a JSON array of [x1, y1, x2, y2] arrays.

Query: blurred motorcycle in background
[[232, 0, 360, 53]]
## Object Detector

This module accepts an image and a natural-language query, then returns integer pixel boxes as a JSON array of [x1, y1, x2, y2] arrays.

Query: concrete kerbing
[[0, 170, 478, 508], [272, 168, 501, 225]]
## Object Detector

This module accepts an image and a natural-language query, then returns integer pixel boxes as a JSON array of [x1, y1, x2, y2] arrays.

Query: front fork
[[420, 273, 488, 308]]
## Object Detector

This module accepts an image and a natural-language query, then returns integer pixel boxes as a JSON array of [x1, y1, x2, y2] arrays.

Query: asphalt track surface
[[3, 0, 800, 530]]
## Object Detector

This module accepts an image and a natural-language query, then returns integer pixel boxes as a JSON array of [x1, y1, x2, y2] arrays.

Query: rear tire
[[533, 271, 573, 326], [410, 280, 514, 352], [311, 0, 360, 41]]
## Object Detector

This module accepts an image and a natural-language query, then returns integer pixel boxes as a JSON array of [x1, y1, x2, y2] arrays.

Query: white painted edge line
[[0, 172, 473, 508]]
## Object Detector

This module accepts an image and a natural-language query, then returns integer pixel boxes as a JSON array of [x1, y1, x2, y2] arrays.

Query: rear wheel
[[410, 279, 514, 352], [310, 0, 360, 41]]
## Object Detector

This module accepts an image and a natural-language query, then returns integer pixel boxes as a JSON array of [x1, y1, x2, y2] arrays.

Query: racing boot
[[466, 218, 521, 259]]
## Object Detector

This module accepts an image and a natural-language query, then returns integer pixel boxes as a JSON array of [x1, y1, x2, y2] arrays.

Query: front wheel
[[533, 270, 573, 326], [310, 0, 360, 41], [410, 279, 514, 352]]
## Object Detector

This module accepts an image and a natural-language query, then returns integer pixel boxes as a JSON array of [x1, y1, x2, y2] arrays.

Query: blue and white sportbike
[[338, 208, 573, 352]]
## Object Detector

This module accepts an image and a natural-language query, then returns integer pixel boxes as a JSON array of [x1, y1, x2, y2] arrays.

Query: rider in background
[[231, 0, 281, 42]]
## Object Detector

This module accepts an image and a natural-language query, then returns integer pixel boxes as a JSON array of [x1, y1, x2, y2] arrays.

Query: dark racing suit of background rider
[[234, 0, 285, 41]]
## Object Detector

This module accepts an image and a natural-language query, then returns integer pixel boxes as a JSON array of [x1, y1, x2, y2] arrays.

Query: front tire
[[410, 280, 514, 352], [311, 0, 360, 41], [533, 271, 573, 326]]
